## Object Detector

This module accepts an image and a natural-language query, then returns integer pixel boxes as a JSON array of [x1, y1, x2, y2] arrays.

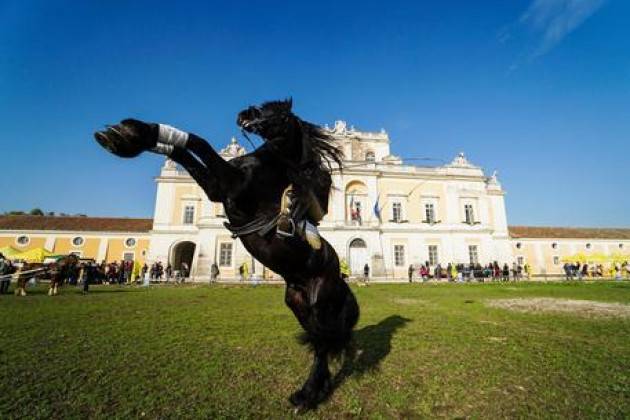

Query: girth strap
[[224, 214, 280, 239]]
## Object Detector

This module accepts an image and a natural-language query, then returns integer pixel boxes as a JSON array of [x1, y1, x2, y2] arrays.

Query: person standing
[[434, 263, 442, 281], [408, 264, 414, 283], [0, 253, 10, 294], [210, 262, 220, 283], [180, 261, 190, 283], [141, 263, 148, 282], [239, 261, 248, 282], [363, 263, 370, 284], [164, 263, 172, 282], [340, 258, 350, 282], [502, 263, 510, 282], [83, 262, 94, 294], [450, 264, 457, 283]]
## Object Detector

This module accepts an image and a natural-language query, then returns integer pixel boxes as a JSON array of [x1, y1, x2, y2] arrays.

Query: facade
[[1, 121, 628, 279], [0, 216, 151, 264]]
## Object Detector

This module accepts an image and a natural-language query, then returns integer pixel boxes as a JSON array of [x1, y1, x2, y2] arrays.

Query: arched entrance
[[349, 238, 368, 275], [170, 241, 196, 275]]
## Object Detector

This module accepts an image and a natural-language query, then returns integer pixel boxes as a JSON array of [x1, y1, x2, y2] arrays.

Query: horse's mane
[[252, 99, 344, 172], [297, 119, 344, 172]]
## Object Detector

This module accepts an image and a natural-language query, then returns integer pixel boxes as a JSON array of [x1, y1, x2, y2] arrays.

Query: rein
[[224, 213, 280, 239]]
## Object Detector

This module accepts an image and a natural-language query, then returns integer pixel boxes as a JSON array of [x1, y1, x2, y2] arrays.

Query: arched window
[[349, 238, 367, 248], [365, 151, 375, 162], [345, 181, 368, 226]]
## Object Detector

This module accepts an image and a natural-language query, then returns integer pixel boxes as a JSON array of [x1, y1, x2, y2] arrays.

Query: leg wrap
[[151, 143, 175, 156], [158, 124, 189, 148]]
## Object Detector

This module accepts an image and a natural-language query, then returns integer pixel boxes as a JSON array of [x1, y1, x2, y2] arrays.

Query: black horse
[[94, 99, 359, 410]]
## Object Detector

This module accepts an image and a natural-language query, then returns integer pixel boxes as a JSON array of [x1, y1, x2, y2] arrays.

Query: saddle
[[277, 185, 323, 250]]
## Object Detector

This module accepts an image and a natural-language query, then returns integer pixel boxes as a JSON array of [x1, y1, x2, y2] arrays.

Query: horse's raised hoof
[[94, 119, 157, 158]]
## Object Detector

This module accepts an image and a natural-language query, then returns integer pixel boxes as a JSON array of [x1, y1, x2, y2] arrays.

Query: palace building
[[1, 121, 629, 279]]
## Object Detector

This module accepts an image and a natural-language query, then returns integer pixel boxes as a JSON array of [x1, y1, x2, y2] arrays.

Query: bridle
[[241, 111, 311, 172]]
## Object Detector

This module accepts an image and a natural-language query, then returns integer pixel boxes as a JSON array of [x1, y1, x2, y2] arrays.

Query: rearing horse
[[94, 99, 360, 410]]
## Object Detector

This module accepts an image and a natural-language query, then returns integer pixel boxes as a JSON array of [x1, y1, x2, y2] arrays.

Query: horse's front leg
[[94, 119, 244, 202]]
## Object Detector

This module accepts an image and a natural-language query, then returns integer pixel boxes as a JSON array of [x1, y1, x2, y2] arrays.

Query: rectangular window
[[123, 252, 134, 262], [517, 256, 524, 265], [183, 205, 195, 224], [428, 245, 438, 266], [392, 202, 402, 223], [468, 245, 479, 265], [425, 203, 435, 223], [553, 256, 560, 265], [394, 245, 405, 267], [219, 243, 233, 267], [464, 204, 475, 224]]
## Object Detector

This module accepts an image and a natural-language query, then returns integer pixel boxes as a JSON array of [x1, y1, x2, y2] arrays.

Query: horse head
[[237, 99, 343, 170]]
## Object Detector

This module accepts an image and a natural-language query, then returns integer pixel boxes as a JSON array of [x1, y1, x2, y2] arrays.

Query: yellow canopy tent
[[561, 253, 588, 263], [586, 253, 610, 263], [610, 253, 630, 263], [0, 246, 20, 257], [8, 247, 53, 263]]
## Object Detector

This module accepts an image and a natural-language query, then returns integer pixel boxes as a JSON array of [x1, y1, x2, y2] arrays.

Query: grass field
[[1, 281, 629, 418]]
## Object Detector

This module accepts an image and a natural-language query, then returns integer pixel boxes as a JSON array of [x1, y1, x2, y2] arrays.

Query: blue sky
[[1, 0, 628, 227]]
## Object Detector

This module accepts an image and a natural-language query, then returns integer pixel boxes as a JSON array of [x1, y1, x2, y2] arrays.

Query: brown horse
[[47, 254, 80, 296], [12, 255, 80, 296], [94, 99, 360, 411]]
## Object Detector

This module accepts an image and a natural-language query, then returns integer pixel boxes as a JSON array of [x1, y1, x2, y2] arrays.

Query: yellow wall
[[0, 232, 149, 263], [172, 185, 198, 225], [0, 236, 47, 251], [375, 179, 448, 224]]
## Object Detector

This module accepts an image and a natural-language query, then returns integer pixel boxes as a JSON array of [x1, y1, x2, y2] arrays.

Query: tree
[[29, 208, 44, 216]]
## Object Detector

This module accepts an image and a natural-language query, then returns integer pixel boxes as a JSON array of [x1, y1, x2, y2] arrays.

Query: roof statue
[[449, 152, 476, 168], [333, 120, 347, 134], [220, 137, 246, 159], [162, 158, 177, 170], [486, 170, 502, 189]]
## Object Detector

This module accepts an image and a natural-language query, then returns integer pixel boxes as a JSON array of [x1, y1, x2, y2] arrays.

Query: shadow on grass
[[332, 315, 411, 390]]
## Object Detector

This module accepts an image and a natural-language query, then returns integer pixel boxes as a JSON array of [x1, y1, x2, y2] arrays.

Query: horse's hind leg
[[286, 281, 351, 410], [290, 345, 331, 411]]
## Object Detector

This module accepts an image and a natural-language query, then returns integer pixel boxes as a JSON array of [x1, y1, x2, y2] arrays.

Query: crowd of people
[[407, 261, 532, 282], [0, 252, 197, 295], [563, 261, 629, 281], [94, 260, 192, 285], [3, 250, 629, 294]]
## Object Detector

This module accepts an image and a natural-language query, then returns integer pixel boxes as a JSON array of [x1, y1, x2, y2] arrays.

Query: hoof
[[94, 119, 156, 158], [289, 389, 307, 408], [289, 390, 312, 414]]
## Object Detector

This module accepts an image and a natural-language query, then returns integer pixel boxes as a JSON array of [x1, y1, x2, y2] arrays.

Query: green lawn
[[1, 282, 629, 418]]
